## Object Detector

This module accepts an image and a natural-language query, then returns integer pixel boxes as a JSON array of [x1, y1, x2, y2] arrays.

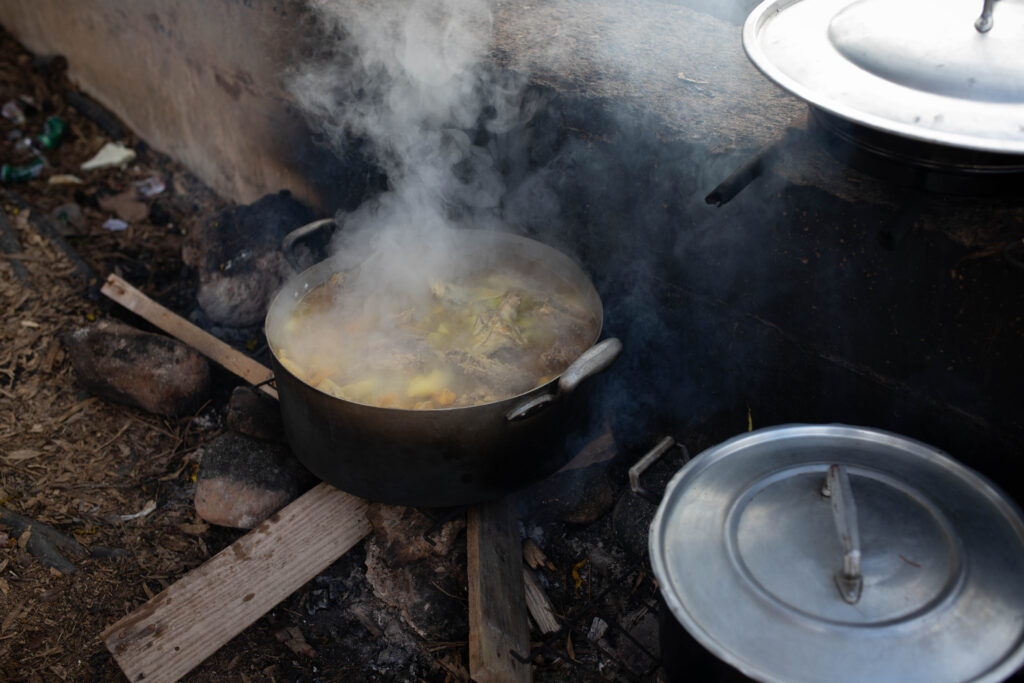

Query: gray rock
[[226, 385, 283, 441], [62, 320, 210, 416], [194, 432, 316, 528], [185, 191, 316, 328], [195, 248, 292, 327], [521, 425, 618, 525]]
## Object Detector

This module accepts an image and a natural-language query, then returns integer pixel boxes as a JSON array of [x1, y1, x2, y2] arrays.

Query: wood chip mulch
[[0, 24, 269, 682]]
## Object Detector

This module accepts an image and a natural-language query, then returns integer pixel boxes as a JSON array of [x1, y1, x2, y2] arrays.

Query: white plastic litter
[[1, 100, 25, 125], [81, 142, 136, 171], [48, 174, 85, 185], [119, 499, 157, 521], [134, 175, 165, 197], [102, 217, 129, 231]]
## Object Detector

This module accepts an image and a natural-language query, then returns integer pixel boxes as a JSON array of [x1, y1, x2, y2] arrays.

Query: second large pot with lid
[[742, 0, 1024, 154], [649, 425, 1024, 682]]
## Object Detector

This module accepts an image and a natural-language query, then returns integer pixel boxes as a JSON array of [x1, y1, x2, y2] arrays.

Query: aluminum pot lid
[[648, 425, 1024, 683], [743, 0, 1024, 154]]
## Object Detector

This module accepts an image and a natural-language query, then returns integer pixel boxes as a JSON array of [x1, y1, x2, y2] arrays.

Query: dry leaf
[[523, 538, 556, 571], [179, 522, 209, 536], [1, 601, 21, 633], [98, 190, 148, 222], [120, 499, 156, 521], [18, 529, 31, 550], [274, 626, 316, 657], [3, 449, 41, 463], [566, 633, 577, 661], [0, 577, 9, 596]]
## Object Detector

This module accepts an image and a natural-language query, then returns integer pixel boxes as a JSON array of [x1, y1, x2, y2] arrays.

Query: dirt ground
[[0, 23, 677, 682], [0, 26, 290, 681]]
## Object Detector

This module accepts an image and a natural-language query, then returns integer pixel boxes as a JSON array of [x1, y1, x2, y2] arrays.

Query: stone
[[62, 320, 210, 416], [521, 424, 619, 525], [183, 191, 316, 328], [194, 432, 315, 529], [226, 385, 283, 441], [362, 504, 468, 640], [97, 189, 148, 222]]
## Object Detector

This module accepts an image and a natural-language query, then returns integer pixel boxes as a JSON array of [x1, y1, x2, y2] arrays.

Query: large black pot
[[265, 223, 621, 507]]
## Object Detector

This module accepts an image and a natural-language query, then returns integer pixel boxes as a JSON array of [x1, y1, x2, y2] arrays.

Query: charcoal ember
[[194, 432, 316, 529], [62, 320, 210, 416], [183, 191, 316, 327], [226, 385, 283, 441], [363, 504, 467, 640]]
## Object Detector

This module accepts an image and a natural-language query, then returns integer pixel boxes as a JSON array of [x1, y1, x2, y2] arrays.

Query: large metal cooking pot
[[647, 425, 1024, 683], [743, 0, 1024, 154], [265, 220, 622, 507]]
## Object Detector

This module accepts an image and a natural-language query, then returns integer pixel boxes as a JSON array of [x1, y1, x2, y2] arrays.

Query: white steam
[[289, 0, 527, 251]]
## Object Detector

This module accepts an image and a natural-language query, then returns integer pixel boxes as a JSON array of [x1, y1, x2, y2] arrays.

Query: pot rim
[[743, 0, 1024, 154], [264, 228, 605, 413], [649, 424, 1024, 683]]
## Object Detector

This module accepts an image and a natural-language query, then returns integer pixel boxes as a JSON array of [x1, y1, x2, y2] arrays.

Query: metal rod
[[704, 128, 802, 207], [629, 436, 687, 503]]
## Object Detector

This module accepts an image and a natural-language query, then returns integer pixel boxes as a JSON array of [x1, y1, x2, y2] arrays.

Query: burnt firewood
[[62, 89, 125, 140], [0, 505, 127, 574]]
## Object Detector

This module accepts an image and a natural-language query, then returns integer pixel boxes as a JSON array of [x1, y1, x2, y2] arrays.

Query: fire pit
[[1, 0, 1022, 680]]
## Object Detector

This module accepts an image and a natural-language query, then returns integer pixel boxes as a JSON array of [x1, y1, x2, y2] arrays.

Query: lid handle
[[825, 465, 863, 604], [975, 0, 998, 33]]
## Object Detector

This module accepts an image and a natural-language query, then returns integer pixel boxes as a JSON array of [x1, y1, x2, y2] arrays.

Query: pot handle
[[629, 436, 690, 504], [975, 0, 997, 32], [282, 218, 336, 272], [505, 337, 623, 422], [824, 465, 864, 604]]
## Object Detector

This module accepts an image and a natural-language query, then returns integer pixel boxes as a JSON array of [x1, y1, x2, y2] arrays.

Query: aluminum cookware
[[743, 0, 1024, 153], [265, 220, 622, 507], [649, 424, 1024, 682]]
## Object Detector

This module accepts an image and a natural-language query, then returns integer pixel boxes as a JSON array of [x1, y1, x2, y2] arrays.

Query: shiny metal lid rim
[[743, 0, 1024, 155], [649, 424, 1024, 683]]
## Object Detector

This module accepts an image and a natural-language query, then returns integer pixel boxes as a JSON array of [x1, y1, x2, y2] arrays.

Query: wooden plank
[[101, 273, 277, 398], [523, 568, 560, 635], [467, 497, 532, 683], [102, 483, 371, 683], [100, 274, 376, 681]]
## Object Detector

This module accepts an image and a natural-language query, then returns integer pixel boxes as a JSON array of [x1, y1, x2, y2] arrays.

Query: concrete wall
[[0, 0, 802, 210], [0, 0, 336, 208]]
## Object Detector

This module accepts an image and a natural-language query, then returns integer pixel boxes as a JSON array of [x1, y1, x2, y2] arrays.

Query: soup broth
[[270, 259, 599, 409]]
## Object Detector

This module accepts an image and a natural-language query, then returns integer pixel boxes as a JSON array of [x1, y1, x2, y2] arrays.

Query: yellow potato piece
[[435, 389, 456, 407], [407, 369, 449, 398], [317, 377, 345, 398], [279, 357, 306, 381], [307, 367, 334, 388], [338, 378, 379, 401], [377, 393, 400, 408]]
